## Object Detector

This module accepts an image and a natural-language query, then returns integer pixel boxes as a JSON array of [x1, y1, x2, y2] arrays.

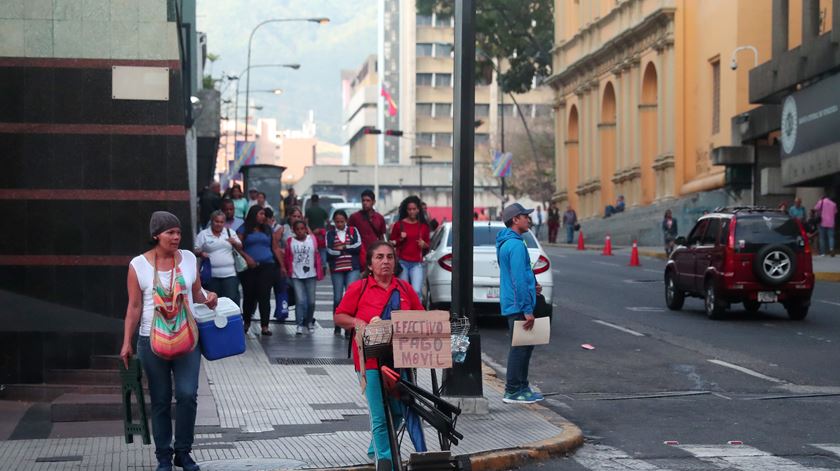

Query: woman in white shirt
[[120, 211, 217, 471], [284, 220, 324, 336], [195, 210, 243, 307]]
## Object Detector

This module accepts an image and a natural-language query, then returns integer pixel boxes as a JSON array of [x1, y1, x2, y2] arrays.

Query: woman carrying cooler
[[121, 211, 217, 471], [237, 206, 282, 336], [334, 241, 424, 471], [388, 195, 430, 301], [194, 210, 242, 307], [285, 220, 324, 336], [326, 209, 362, 336]]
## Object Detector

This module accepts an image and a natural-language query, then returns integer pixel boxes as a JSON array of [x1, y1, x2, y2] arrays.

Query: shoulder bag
[[150, 252, 200, 359], [227, 228, 248, 273]]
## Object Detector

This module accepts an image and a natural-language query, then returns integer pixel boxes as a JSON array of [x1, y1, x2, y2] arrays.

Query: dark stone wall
[[0, 60, 192, 383]]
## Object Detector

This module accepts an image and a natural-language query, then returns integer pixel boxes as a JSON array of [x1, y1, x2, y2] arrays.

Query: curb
[[308, 364, 584, 471]]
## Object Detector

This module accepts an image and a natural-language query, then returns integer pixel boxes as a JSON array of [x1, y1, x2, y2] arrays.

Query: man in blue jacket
[[496, 203, 544, 404]]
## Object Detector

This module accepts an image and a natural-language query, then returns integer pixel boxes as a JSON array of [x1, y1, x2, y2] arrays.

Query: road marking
[[643, 268, 662, 274], [574, 444, 663, 470], [592, 319, 645, 337], [818, 300, 840, 307], [707, 359, 787, 384], [677, 444, 833, 471], [626, 306, 666, 312], [593, 261, 619, 266], [812, 444, 840, 459]]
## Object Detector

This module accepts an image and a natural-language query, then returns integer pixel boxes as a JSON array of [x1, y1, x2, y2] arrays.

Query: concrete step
[[0, 383, 122, 402], [45, 369, 122, 386], [50, 393, 167, 423], [89, 355, 123, 369]]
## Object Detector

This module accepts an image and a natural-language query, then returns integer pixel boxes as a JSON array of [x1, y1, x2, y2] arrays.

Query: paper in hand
[[511, 317, 551, 346]]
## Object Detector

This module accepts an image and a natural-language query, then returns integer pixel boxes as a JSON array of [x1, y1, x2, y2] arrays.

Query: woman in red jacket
[[334, 241, 423, 470], [389, 196, 430, 302]]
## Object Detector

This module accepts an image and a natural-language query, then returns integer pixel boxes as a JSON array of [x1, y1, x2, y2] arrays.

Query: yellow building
[[548, 0, 777, 218]]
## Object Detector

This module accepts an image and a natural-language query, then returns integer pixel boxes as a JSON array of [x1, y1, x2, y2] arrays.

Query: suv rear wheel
[[665, 271, 684, 310], [704, 280, 726, 320], [753, 244, 796, 286], [785, 299, 809, 320]]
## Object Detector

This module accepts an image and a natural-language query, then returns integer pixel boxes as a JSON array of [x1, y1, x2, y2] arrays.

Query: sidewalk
[[0, 283, 582, 471], [548, 241, 840, 282]]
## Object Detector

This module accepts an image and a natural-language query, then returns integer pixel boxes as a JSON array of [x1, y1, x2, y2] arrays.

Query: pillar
[[802, 0, 820, 43], [772, 0, 789, 57]]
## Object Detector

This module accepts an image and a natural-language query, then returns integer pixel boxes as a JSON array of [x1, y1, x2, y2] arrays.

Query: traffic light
[[384, 129, 404, 137], [363, 127, 382, 135]]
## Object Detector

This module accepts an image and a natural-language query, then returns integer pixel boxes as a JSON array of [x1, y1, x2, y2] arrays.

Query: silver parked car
[[422, 221, 553, 315]]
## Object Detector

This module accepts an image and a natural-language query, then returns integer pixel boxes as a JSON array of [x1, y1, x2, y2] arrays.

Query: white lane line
[[593, 319, 645, 337], [707, 359, 787, 384], [626, 306, 666, 312], [574, 444, 663, 470], [677, 444, 833, 471], [818, 300, 840, 307], [593, 261, 619, 266], [643, 268, 662, 274]]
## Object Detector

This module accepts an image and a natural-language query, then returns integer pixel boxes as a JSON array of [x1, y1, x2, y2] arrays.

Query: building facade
[[342, 55, 379, 166], [549, 0, 772, 219]]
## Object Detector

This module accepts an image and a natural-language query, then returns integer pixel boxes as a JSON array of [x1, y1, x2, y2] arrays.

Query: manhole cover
[[199, 458, 307, 470]]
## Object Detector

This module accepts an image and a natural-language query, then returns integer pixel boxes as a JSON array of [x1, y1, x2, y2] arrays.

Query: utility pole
[[410, 155, 432, 187], [498, 65, 506, 210], [339, 168, 358, 187], [445, 0, 484, 401]]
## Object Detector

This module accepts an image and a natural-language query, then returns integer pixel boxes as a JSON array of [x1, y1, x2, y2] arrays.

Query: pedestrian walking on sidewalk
[[305, 194, 330, 277], [534, 206, 543, 239], [806, 209, 821, 254], [219, 198, 244, 232], [389, 195, 430, 301], [285, 220, 324, 335], [264, 208, 289, 321], [121, 211, 217, 471], [815, 194, 837, 256], [326, 210, 362, 337], [562, 205, 578, 244], [547, 205, 560, 244], [194, 210, 242, 307], [237, 206, 283, 336], [349, 189, 387, 266], [227, 184, 249, 220], [496, 203, 544, 405], [789, 197, 806, 221], [662, 209, 678, 257], [334, 241, 424, 471]]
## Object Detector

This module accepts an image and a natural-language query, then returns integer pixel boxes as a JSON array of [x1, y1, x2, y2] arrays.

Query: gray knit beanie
[[149, 211, 181, 238]]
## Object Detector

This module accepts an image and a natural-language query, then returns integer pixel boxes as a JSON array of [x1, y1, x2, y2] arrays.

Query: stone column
[[802, 0, 820, 43], [833, 0, 840, 44], [555, 98, 567, 196], [772, 0, 789, 57], [630, 56, 641, 206]]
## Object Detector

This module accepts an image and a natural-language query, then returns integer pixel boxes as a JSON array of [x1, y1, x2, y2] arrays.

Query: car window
[[718, 219, 730, 245], [430, 226, 445, 251], [687, 220, 709, 246], [701, 218, 721, 245], [446, 226, 538, 248], [735, 215, 802, 253]]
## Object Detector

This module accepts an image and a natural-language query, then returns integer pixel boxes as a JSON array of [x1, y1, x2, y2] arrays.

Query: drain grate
[[271, 357, 353, 365], [36, 456, 83, 463]]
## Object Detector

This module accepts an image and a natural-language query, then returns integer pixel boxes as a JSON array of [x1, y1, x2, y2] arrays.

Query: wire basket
[[362, 321, 393, 359], [450, 317, 471, 364]]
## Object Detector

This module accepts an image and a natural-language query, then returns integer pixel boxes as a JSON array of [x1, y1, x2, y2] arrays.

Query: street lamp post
[[410, 155, 432, 187], [233, 63, 299, 142], [244, 17, 328, 141], [339, 168, 358, 187]]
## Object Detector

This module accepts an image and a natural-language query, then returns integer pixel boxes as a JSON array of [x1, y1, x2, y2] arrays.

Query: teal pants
[[363, 369, 403, 465]]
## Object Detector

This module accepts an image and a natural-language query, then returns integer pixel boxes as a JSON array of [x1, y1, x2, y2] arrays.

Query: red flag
[[381, 86, 398, 117]]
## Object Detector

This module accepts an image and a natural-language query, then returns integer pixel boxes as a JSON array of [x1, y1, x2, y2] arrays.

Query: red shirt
[[336, 276, 424, 370], [389, 219, 431, 263], [348, 210, 387, 250]]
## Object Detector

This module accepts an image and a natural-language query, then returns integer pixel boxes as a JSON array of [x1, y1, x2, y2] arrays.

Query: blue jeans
[[136, 336, 201, 460], [291, 277, 317, 327], [206, 276, 240, 307], [505, 314, 535, 395], [398, 260, 424, 301], [362, 369, 403, 466], [331, 270, 360, 310], [819, 226, 836, 254], [565, 225, 575, 244]]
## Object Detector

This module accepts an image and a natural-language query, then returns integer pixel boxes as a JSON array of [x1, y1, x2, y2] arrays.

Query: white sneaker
[[308, 325, 316, 333], [296, 326, 304, 336]]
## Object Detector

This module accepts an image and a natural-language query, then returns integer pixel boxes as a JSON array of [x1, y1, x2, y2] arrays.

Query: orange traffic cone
[[629, 240, 641, 266], [602, 235, 613, 256], [577, 231, 586, 250]]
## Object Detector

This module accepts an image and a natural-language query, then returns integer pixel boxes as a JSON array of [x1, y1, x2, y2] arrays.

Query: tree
[[504, 121, 555, 207], [416, 0, 553, 94]]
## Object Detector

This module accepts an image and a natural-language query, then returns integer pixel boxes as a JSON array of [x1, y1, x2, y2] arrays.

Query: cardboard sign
[[392, 310, 452, 369]]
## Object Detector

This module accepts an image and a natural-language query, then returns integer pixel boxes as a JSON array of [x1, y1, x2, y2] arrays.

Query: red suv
[[664, 207, 814, 320]]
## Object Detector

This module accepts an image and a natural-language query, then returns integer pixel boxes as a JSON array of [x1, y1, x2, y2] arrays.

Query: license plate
[[486, 287, 500, 299], [758, 291, 777, 303]]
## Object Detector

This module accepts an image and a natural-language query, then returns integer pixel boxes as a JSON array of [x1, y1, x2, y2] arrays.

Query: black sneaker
[[174, 452, 200, 471]]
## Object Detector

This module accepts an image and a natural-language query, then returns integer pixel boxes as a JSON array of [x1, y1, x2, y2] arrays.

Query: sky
[[196, 1, 377, 144]]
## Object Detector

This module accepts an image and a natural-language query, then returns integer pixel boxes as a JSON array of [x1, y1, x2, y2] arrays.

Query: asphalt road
[[478, 246, 840, 470]]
